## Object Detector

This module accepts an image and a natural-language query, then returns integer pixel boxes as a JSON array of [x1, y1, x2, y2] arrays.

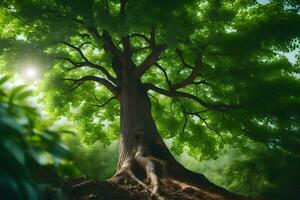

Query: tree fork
[[111, 79, 247, 200], [77, 20, 245, 199]]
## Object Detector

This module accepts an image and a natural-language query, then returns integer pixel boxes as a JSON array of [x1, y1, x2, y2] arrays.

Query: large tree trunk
[[110, 79, 248, 200]]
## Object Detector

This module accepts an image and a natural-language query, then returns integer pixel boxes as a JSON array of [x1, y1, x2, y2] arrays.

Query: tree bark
[[117, 79, 168, 168], [111, 78, 248, 200]]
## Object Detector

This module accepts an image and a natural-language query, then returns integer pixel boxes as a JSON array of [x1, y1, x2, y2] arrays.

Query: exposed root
[[147, 156, 168, 175], [165, 179, 226, 200], [126, 168, 148, 190], [110, 146, 244, 200], [72, 179, 94, 189], [110, 152, 165, 200], [135, 147, 165, 200]]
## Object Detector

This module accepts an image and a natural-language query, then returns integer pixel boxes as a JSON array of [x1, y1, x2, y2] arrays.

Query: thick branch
[[121, 36, 132, 57], [86, 27, 123, 78], [120, 0, 126, 16], [145, 83, 236, 111], [54, 55, 116, 84], [150, 26, 156, 48], [170, 49, 202, 91], [87, 27, 130, 69], [134, 45, 167, 78], [103, 30, 131, 67], [87, 27, 102, 43], [64, 75, 117, 95]]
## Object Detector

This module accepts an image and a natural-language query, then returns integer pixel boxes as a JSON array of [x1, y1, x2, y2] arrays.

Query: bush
[[0, 74, 78, 200]]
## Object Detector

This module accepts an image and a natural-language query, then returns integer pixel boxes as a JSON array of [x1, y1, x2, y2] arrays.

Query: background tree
[[0, 0, 299, 199]]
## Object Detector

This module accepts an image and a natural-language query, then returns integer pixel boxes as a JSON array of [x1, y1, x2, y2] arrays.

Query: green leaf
[[0, 114, 28, 135], [0, 169, 21, 199], [0, 74, 13, 86], [19, 179, 40, 200], [16, 90, 33, 101], [3, 139, 26, 165], [9, 85, 28, 103]]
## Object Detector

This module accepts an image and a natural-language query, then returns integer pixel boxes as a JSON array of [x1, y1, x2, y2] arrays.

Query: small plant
[[0, 74, 78, 200]]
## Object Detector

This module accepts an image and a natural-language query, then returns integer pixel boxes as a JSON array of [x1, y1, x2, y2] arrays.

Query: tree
[[0, 0, 299, 199]]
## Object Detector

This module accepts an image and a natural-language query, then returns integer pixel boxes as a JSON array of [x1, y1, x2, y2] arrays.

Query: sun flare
[[21, 65, 39, 81]]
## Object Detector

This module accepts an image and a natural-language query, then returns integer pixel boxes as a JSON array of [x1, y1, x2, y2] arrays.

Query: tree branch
[[77, 32, 91, 39], [53, 56, 78, 66], [175, 99, 188, 136], [60, 41, 90, 62], [120, 0, 126, 16], [86, 27, 123, 77], [87, 26, 102, 43], [133, 46, 151, 53], [148, 92, 160, 106], [102, 30, 132, 68], [150, 26, 156, 48], [87, 27, 122, 61], [64, 75, 117, 95], [92, 95, 116, 108], [187, 109, 211, 115], [175, 48, 193, 69], [129, 33, 151, 44], [154, 63, 171, 87], [192, 80, 213, 88], [39, 7, 85, 27], [145, 83, 237, 111], [54, 47, 117, 84], [134, 45, 167, 78], [104, 0, 109, 13], [170, 49, 203, 91], [186, 111, 224, 143], [121, 36, 132, 57]]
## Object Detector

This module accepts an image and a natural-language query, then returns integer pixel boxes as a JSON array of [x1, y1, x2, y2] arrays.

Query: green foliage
[[41, 65, 120, 145], [0, 1, 299, 199], [0, 0, 299, 161], [0, 74, 79, 200], [66, 137, 118, 179], [190, 142, 300, 200], [0, 0, 298, 158]]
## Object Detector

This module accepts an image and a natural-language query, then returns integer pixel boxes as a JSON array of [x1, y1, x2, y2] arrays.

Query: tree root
[[108, 158, 162, 199], [109, 148, 166, 200], [109, 147, 244, 200], [163, 179, 226, 200], [134, 148, 165, 200]]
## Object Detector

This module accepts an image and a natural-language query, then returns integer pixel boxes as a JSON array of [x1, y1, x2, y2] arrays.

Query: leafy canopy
[[0, 0, 299, 160]]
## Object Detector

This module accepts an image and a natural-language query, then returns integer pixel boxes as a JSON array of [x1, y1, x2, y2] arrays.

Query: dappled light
[[20, 65, 39, 81], [23, 66, 37, 78], [0, 0, 299, 200]]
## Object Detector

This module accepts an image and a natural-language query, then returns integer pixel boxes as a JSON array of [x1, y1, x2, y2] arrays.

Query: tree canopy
[[0, 0, 300, 199]]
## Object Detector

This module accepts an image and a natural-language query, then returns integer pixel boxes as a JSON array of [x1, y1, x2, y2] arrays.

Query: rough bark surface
[[90, 78, 252, 200]]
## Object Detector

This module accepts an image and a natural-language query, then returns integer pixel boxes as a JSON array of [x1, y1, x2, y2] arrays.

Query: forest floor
[[63, 177, 226, 200]]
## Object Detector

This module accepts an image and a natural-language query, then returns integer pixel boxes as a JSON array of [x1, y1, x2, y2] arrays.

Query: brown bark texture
[[106, 78, 251, 200]]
